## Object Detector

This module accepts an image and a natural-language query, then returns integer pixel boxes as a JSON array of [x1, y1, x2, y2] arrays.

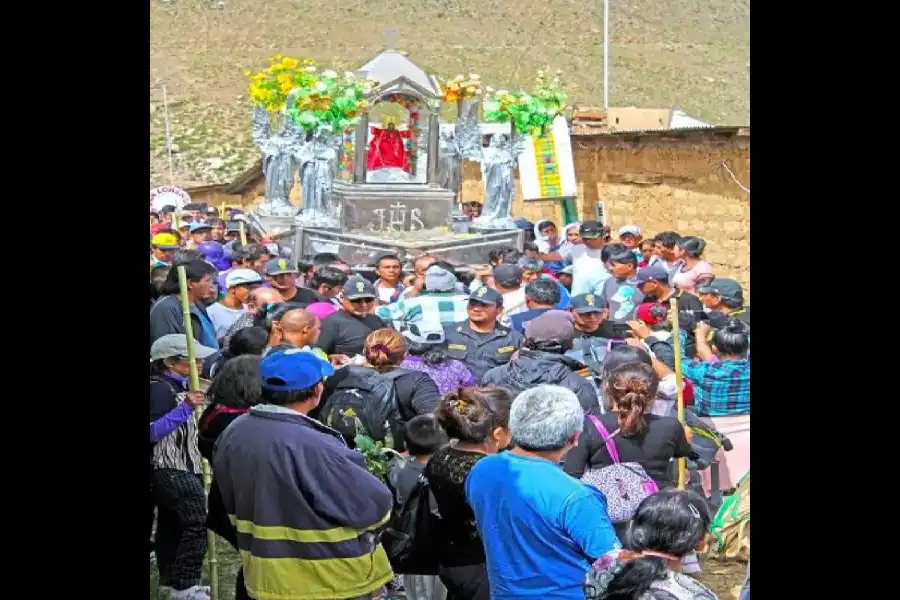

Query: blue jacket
[[213, 405, 394, 600]]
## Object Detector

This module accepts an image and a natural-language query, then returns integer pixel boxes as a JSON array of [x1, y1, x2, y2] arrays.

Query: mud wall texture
[[462, 129, 750, 298]]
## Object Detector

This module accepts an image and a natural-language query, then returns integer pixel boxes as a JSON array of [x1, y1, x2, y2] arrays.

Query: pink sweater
[[671, 261, 714, 294]]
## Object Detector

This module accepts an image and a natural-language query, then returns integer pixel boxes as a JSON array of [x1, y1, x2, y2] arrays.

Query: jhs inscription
[[368, 202, 426, 232]]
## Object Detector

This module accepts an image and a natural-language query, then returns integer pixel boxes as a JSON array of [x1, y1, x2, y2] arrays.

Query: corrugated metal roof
[[572, 126, 748, 137], [670, 110, 714, 129], [359, 51, 441, 96]]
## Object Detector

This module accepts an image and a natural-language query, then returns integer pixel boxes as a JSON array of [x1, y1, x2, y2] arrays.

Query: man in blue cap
[[187, 222, 212, 249], [635, 263, 704, 317], [214, 349, 395, 600], [635, 262, 705, 358]]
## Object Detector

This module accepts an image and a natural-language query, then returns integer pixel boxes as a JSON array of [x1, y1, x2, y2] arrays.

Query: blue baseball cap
[[259, 348, 335, 391], [189, 222, 212, 233], [635, 263, 670, 285]]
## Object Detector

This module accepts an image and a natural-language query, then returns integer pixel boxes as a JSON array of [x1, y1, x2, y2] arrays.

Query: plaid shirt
[[678, 330, 750, 416], [376, 292, 470, 328]]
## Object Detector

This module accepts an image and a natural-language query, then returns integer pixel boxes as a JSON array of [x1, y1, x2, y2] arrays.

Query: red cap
[[150, 222, 169, 235], [636, 302, 666, 326]]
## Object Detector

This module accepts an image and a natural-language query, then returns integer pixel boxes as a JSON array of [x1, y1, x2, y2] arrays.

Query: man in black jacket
[[149, 259, 219, 350], [315, 278, 386, 358], [697, 278, 750, 330], [635, 263, 704, 357]]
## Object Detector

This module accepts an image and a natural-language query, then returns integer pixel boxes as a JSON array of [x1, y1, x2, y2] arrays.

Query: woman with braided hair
[[427, 387, 514, 600], [563, 363, 696, 542]]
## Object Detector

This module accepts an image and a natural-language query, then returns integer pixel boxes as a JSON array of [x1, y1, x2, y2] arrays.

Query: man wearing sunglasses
[[315, 277, 387, 358]]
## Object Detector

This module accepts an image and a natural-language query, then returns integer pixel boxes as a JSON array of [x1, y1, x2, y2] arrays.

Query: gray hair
[[509, 385, 584, 451], [517, 256, 544, 273]]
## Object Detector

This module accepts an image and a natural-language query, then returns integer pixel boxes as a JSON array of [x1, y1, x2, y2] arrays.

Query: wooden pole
[[239, 220, 248, 246], [670, 296, 687, 490], [176, 266, 219, 600]]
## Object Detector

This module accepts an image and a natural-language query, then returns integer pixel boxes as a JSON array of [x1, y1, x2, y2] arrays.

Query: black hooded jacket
[[480, 348, 599, 412]]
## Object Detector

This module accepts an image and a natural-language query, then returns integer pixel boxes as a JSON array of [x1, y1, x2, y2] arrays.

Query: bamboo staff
[[220, 201, 226, 218], [670, 297, 687, 490], [239, 220, 248, 246], [177, 266, 219, 600]]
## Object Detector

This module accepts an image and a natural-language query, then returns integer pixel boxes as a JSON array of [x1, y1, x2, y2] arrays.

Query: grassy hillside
[[149, 0, 750, 186]]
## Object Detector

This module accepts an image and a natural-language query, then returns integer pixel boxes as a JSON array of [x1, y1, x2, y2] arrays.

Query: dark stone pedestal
[[332, 181, 456, 233]]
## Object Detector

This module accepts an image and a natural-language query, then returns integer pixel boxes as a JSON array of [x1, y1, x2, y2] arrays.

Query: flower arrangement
[[287, 69, 373, 134], [443, 74, 482, 103], [247, 56, 373, 134], [483, 70, 568, 136], [246, 55, 318, 112]]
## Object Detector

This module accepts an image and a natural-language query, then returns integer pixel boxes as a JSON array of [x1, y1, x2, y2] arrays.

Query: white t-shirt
[[207, 303, 247, 340], [377, 286, 397, 304], [561, 244, 611, 296]]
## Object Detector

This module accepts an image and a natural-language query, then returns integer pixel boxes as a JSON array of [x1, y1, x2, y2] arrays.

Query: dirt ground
[[151, 540, 747, 599], [695, 557, 747, 600]]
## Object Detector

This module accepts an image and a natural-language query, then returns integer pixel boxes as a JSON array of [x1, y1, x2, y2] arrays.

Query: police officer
[[443, 287, 525, 383], [696, 278, 750, 330], [569, 293, 613, 339], [567, 293, 615, 376]]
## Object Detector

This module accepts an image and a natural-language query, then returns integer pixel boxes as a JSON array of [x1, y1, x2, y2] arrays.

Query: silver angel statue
[[439, 99, 484, 201], [475, 133, 524, 229], [251, 106, 304, 216], [439, 129, 462, 196], [295, 133, 342, 227]]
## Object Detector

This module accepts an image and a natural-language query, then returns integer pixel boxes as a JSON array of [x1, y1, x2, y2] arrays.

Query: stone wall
[[462, 129, 751, 298]]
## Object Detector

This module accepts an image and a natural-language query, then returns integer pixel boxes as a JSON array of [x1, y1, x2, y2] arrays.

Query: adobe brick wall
[[461, 130, 751, 299]]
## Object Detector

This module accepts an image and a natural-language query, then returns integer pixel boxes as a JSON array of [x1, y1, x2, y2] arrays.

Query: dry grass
[[149, 0, 749, 186]]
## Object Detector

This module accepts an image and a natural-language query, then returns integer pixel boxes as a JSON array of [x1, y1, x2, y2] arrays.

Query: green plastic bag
[[706, 471, 749, 561]]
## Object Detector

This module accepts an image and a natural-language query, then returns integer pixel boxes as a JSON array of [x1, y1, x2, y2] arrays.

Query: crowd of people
[[149, 202, 750, 600]]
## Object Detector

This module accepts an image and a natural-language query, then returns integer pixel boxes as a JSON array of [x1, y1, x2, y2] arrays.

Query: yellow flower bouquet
[[443, 73, 483, 103], [247, 56, 374, 134], [246, 55, 318, 112]]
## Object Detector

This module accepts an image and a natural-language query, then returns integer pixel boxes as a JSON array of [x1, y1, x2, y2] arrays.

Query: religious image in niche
[[367, 102, 412, 177]]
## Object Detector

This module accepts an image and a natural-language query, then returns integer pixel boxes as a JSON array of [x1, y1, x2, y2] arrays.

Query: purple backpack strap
[[587, 415, 620, 464]]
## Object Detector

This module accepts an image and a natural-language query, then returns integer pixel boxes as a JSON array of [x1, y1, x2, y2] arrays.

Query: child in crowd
[[387, 416, 449, 600], [637, 238, 656, 267]]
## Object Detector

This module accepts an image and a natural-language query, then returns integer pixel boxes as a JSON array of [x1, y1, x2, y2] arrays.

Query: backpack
[[382, 471, 442, 575], [580, 415, 660, 523], [705, 471, 749, 561], [320, 366, 409, 447]]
